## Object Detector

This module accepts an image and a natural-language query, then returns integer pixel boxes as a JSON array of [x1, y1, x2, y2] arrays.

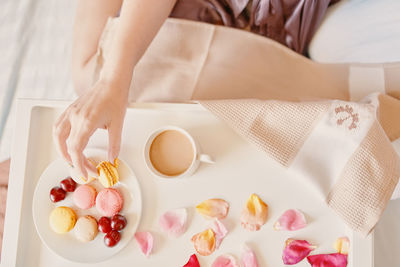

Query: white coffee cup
[[144, 126, 214, 179]]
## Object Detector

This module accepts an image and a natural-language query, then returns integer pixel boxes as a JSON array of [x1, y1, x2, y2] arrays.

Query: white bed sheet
[[0, 0, 399, 266], [309, 0, 400, 63], [0, 0, 76, 161]]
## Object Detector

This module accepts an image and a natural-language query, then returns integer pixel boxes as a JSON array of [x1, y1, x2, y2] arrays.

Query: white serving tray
[[1, 99, 373, 267]]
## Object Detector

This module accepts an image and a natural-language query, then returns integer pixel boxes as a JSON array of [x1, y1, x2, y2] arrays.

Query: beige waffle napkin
[[201, 96, 400, 236]]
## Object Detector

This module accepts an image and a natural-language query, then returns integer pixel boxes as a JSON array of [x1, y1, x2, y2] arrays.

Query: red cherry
[[50, 187, 66, 202], [104, 230, 121, 247], [60, 177, 77, 192], [111, 214, 127, 231], [98, 217, 112, 233]]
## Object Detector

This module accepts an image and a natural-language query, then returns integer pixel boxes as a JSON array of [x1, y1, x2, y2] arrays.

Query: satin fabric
[[171, 0, 340, 54]]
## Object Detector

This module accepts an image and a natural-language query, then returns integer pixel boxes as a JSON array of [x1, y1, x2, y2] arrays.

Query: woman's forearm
[[101, 0, 177, 91], [72, 0, 123, 92]]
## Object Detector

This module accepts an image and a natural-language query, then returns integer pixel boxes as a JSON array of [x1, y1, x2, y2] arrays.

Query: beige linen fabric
[[327, 121, 400, 235], [97, 18, 350, 103], [95, 18, 400, 235]]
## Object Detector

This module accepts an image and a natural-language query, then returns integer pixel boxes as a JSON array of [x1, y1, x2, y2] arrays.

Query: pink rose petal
[[210, 219, 228, 249], [282, 239, 316, 265], [307, 253, 348, 267], [134, 231, 154, 257], [159, 208, 187, 237], [274, 209, 307, 231], [212, 254, 238, 267], [183, 254, 200, 267], [240, 244, 259, 267]]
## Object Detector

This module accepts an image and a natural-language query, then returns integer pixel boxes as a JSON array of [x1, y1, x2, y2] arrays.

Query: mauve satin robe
[[170, 0, 340, 54]]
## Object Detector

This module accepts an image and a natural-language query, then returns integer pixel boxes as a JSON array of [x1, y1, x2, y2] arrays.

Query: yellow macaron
[[49, 206, 77, 234], [97, 158, 120, 188]]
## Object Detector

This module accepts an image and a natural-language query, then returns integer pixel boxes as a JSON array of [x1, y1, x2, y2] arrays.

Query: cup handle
[[198, 154, 215, 164]]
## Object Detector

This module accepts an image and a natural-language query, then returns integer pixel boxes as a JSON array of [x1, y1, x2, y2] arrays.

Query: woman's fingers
[[53, 115, 72, 164], [54, 114, 98, 180], [108, 123, 122, 162], [68, 123, 95, 179], [54, 79, 128, 174], [70, 150, 87, 180], [84, 157, 98, 177]]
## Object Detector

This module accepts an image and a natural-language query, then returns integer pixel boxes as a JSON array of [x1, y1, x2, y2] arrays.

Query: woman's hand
[[53, 79, 128, 179], [61, 0, 177, 178]]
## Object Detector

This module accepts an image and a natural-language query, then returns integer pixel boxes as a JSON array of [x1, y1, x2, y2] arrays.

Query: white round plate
[[32, 149, 142, 263]]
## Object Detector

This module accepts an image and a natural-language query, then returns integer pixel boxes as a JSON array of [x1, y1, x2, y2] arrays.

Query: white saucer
[[32, 149, 142, 263]]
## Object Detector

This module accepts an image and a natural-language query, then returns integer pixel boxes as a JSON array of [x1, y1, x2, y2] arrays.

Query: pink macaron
[[96, 188, 124, 217], [73, 185, 97, 209]]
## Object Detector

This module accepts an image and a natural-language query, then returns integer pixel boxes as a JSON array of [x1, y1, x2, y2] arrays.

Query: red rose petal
[[307, 253, 348, 267], [183, 254, 200, 267]]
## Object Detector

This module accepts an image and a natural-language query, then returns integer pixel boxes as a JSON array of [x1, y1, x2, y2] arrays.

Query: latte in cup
[[149, 130, 194, 177]]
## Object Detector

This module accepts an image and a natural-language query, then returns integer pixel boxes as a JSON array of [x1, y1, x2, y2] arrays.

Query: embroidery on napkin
[[335, 105, 359, 130], [328, 101, 375, 139]]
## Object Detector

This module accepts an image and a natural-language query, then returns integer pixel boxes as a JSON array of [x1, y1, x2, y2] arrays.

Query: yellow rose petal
[[191, 229, 216, 256], [240, 194, 268, 231], [334, 237, 350, 255], [196, 198, 229, 220]]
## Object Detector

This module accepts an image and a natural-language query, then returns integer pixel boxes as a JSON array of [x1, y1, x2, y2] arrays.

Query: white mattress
[[0, 0, 400, 266]]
